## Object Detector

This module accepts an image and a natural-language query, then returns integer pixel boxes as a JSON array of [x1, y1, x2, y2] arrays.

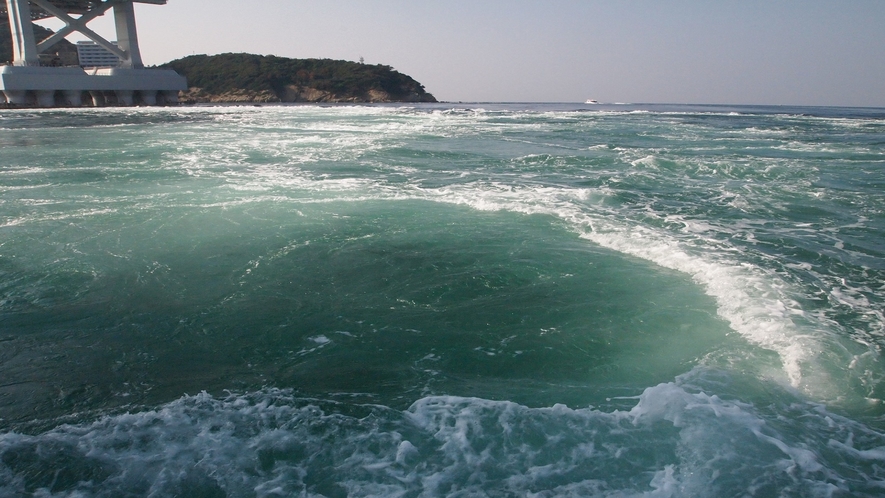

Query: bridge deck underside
[[0, 0, 166, 20]]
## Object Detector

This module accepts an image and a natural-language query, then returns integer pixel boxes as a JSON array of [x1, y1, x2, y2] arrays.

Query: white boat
[[584, 99, 598, 104]]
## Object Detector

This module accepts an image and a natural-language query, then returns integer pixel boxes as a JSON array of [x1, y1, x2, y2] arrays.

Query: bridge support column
[[5, 0, 40, 66], [114, 1, 144, 69], [3, 90, 28, 105], [115, 90, 134, 106], [35, 90, 55, 107], [139, 91, 157, 106], [89, 91, 106, 107], [63, 90, 83, 106]]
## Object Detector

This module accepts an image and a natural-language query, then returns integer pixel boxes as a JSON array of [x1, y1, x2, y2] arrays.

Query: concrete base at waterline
[[0, 65, 186, 107]]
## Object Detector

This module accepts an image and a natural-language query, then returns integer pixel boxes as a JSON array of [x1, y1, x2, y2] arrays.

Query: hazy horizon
[[32, 0, 885, 107]]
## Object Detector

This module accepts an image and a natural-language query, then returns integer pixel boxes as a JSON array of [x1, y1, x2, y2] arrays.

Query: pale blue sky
[[38, 0, 885, 106]]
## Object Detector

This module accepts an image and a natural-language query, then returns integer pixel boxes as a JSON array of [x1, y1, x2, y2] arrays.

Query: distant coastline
[[160, 53, 436, 104]]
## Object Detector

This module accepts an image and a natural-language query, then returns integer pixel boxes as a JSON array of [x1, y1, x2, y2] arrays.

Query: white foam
[[2, 375, 883, 496]]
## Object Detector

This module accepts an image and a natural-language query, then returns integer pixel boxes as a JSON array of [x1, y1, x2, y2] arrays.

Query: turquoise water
[[1, 103, 884, 496]]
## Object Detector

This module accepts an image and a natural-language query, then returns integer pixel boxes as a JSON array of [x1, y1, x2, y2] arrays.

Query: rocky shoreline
[[179, 85, 433, 104]]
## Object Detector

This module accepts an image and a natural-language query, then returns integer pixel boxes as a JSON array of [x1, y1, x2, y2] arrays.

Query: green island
[[161, 53, 437, 104]]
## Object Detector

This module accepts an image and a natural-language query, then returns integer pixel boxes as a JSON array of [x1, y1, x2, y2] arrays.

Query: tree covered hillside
[[161, 53, 437, 103]]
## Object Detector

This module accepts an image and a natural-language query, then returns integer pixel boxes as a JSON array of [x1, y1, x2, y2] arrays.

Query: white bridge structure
[[1, 0, 186, 106]]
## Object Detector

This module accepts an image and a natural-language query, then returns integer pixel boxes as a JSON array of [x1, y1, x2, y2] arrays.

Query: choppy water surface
[[1, 103, 884, 496]]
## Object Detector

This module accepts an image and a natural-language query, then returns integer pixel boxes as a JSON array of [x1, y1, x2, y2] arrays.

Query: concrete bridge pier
[[89, 91, 106, 107], [35, 90, 55, 107], [3, 90, 28, 105], [140, 90, 157, 106], [115, 90, 134, 106], [62, 90, 83, 106]]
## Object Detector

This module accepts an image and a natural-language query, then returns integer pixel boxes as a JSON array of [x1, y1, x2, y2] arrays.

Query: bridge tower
[[1, 0, 186, 106]]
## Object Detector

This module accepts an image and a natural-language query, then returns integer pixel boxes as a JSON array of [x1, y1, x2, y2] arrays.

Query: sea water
[[0, 103, 884, 496]]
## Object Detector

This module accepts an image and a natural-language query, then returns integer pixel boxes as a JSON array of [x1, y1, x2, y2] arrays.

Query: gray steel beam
[[5, 0, 40, 65], [113, 1, 142, 68]]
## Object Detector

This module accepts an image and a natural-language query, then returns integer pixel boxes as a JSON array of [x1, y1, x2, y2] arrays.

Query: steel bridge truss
[[3, 0, 167, 68]]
